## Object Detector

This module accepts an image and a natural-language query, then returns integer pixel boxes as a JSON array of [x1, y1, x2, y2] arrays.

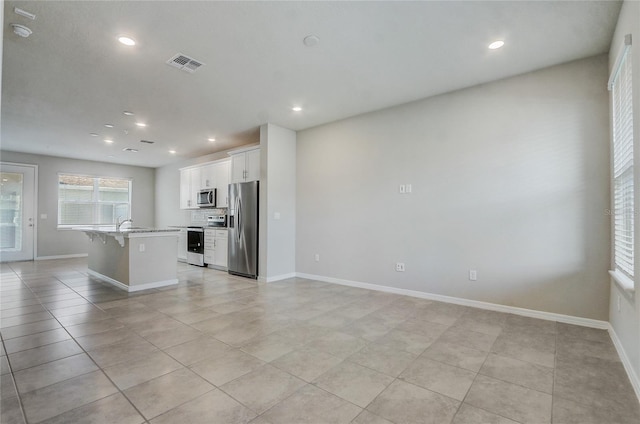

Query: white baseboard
[[295, 272, 609, 330], [264, 272, 297, 283], [608, 324, 640, 402], [87, 270, 178, 292], [36, 253, 88, 261]]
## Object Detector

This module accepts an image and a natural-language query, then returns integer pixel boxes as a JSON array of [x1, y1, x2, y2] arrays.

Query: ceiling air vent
[[140, 140, 155, 144], [166, 53, 204, 73]]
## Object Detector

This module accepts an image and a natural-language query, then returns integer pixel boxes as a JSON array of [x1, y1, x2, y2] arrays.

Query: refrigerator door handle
[[237, 198, 242, 242]]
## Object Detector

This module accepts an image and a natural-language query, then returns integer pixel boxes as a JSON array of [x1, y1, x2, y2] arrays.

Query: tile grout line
[[7, 266, 151, 424]]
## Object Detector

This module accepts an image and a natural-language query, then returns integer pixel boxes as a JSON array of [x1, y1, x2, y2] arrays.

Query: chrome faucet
[[116, 216, 133, 231]]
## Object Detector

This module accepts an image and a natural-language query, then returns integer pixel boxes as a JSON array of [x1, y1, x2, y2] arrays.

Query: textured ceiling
[[1, 1, 622, 168]]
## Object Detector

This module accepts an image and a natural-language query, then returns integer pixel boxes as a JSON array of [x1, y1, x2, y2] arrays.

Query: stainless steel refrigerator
[[228, 181, 259, 279]]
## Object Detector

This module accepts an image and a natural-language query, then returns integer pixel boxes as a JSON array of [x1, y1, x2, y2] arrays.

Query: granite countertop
[[74, 226, 181, 234]]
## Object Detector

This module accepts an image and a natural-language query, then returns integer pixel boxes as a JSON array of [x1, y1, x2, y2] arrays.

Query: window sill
[[609, 270, 635, 294]]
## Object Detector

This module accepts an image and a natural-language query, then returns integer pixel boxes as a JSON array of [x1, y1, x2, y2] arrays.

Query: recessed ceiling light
[[488, 40, 505, 50], [104, 124, 114, 128], [104, 139, 113, 143], [89, 133, 99, 137], [123, 111, 134, 116], [207, 138, 215, 142], [292, 106, 302, 112], [118, 36, 136, 46], [169, 150, 176, 154], [135, 122, 146, 127], [122, 148, 138, 152]]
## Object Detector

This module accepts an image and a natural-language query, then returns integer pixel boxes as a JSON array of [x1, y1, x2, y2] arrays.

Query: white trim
[[608, 33, 632, 91], [179, 157, 231, 172], [87, 269, 178, 292], [609, 269, 635, 293], [608, 323, 640, 401], [0, 162, 38, 261], [264, 272, 297, 283], [227, 145, 260, 156], [296, 272, 609, 329], [36, 253, 88, 261]]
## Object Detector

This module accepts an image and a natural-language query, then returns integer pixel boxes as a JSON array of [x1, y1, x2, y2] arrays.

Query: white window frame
[[609, 34, 635, 292], [57, 173, 132, 228]]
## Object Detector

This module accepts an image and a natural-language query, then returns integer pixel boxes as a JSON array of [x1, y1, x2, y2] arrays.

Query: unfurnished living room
[[1, 1, 639, 423]]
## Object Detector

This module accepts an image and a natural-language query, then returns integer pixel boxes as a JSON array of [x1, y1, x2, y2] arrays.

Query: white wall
[[259, 124, 296, 281], [0, 151, 155, 258], [609, 0, 640, 395], [297, 55, 610, 321]]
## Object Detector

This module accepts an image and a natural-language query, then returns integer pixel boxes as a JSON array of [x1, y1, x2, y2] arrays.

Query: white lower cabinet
[[204, 229, 228, 270], [214, 230, 228, 269], [177, 229, 187, 262]]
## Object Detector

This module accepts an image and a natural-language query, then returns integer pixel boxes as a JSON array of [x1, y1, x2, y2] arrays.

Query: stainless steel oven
[[186, 226, 205, 266]]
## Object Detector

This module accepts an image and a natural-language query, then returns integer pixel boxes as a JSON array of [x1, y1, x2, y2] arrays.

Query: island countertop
[[78, 226, 180, 292], [74, 226, 180, 234], [76, 226, 180, 248]]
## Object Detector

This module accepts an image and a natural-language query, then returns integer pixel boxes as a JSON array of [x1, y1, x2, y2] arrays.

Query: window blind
[[611, 36, 634, 280], [58, 174, 131, 227]]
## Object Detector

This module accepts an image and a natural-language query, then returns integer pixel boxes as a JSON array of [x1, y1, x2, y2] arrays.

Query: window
[[610, 34, 634, 289], [58, 174, 131, 227]]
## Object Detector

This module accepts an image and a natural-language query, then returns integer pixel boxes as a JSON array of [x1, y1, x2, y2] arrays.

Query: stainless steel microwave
[[197, 189, 217, 207]]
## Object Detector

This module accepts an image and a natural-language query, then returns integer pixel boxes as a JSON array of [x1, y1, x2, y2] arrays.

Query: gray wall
[[259, 124, 296, 281], [609, 0, 640, 392], [0, 151, 155, 258], [296, 55, 610, 321]]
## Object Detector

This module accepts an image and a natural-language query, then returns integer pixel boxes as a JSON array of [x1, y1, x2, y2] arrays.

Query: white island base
[[82, 228, 180, 292]]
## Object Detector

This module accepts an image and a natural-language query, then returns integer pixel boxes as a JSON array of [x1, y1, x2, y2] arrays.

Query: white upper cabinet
[[245, 148, 261, 182], [229, 147, 260, 183], [179, 159, 231, 209], [200, 163, 216, 189], [214, 160, 230, 207], [179, 167, 201, 209]]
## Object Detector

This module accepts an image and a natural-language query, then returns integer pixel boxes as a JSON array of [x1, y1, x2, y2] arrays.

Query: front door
[[0, 163, 36, 262]]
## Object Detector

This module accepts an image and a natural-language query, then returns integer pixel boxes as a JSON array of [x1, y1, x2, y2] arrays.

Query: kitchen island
[[77, 226, 181, 292]]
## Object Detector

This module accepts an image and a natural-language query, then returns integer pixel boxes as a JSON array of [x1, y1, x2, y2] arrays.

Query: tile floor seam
[[551, 329, 558, 424], [0, 353, 29, 424], [3, 259, 639, 424], [451, 336, 497, 423], [10, 273, 149, 424], [2, 270, 59, 424]]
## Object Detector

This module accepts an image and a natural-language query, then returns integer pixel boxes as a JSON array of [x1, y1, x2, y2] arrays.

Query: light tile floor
[[1, 258, 638, 424]]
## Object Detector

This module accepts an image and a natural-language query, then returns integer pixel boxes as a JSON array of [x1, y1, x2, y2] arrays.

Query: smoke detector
[[11, 24, 32, 38]]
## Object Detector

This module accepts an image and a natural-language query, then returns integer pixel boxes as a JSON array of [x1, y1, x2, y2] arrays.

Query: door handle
[[237, 199, 242, 242]]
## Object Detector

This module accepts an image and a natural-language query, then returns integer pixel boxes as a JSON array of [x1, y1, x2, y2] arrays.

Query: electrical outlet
[[396, 262, 405, 272], [314, 254, 320, 262], [469, 269, 477, 281], [399, 185, 406, 194], [139, 243, 145, 252], [406, 184, 412, 193]]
